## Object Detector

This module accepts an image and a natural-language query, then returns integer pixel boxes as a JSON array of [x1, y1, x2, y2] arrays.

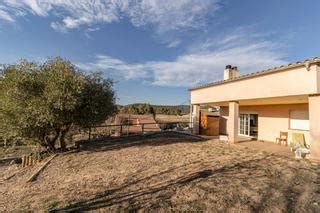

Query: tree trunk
[[59, 126, 70, 151], [59, 130, 67, 151], [44, 134, 58, 151]]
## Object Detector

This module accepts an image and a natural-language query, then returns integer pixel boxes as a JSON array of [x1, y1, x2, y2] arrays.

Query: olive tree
[[75, 71, 117, 140], [0, 57, 117, 150]]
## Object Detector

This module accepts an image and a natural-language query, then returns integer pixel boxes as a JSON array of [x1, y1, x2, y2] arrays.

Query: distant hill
[[152, 104, 190, 115], [118, 103, 190, 115]]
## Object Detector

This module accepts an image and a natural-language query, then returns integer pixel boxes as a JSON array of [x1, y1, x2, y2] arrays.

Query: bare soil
[[0, 145, 37, 159], [0, 132, 319, 212], [155, 114, 189, 123]]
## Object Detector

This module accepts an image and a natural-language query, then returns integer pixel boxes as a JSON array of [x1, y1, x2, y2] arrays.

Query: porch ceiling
[[202, 95, 309, 107]]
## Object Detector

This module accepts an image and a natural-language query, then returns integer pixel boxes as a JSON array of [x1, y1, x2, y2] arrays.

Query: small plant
[[46, 201, 59, 211]]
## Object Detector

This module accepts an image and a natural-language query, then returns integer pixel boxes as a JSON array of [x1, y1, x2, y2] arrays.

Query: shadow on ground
[[54, 153, 320, 212], [75, 131, 206, 153]]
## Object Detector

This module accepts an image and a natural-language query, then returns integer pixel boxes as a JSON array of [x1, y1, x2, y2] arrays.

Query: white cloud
[[3, 0, 50, 16], [50, 22, 67, 33], [166, 40, 182, 48], [127, 0, 218, 33], [84, 27, 101, 38], [0, 0, 219, 35], [0, 4, 27, 22], [0, 2, 288, 87], [0, 8, 14, 22], [86, 27, 100, 32], [77, 55, 150, 80], [77, 28, 288, 87]]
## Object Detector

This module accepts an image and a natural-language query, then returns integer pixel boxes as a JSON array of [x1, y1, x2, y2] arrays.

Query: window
[[289, 110, 309, 130]]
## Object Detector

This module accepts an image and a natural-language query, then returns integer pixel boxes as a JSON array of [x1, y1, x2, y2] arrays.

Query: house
[[189, 57, 320, 160]]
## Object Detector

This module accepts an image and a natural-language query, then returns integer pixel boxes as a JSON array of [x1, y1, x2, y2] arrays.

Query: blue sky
[[0, 0, 319, 105]]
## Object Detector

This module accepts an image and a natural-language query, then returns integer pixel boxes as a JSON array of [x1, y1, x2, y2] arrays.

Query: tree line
[[119, 103, 155, 115], [119, 104, 189, 115]]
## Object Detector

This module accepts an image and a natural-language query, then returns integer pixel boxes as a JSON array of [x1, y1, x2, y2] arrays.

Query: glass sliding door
[[239, 114, 258, 137], [239, 114, 250, 136], [249, 114, 258, 137]]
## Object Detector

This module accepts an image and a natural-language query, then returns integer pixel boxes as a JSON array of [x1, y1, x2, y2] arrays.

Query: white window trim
[[289, 110, 309, 131]]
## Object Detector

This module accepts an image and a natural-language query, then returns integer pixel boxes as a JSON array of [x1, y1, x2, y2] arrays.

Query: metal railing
[[74, 122, 193, 141]]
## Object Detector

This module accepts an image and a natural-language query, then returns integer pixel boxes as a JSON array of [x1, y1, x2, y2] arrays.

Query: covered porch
[[237, 140, 294, 158], [191, 94, 320, 160], [202, 136, 295, 158]]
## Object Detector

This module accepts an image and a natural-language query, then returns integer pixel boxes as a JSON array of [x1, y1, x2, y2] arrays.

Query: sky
[[0, 0, 319, 105]]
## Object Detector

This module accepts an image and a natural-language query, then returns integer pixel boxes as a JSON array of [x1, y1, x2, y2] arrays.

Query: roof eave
[[189, 57, 320, 91]]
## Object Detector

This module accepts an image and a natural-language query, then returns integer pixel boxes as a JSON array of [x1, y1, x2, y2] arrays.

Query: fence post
[[127, 123, 129, 135], [27, 156, 31, 166], [22, 155, 26, 167], [142, 124, 144, 135]]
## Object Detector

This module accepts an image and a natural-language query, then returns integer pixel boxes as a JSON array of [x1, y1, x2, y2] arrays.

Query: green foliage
[[0, 60, 42, 146], [119, 103, 189, 115], [76, 71, 117, 127], [0, 57, 117, 150], [120, 103, 155, 115]]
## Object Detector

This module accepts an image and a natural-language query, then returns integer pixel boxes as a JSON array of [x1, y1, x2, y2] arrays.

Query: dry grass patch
[[155, 114, 189, 123], [0, 132, 319, 212]]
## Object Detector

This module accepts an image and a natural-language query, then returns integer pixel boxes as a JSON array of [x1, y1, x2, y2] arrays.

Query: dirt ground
[[0, 132, 319, 212], [0, 145, 37, 159], [155, 114, 190, 123]]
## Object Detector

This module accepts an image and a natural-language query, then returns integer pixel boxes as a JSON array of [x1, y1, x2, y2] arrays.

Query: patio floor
[[236, 140, 294, 158], [201, 135, 294, 158]]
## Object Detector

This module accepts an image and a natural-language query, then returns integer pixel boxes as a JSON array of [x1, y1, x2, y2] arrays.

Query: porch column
[[309, 95, 320, 160], [192, 104, 200, 135], [228, 101, 239, 143]]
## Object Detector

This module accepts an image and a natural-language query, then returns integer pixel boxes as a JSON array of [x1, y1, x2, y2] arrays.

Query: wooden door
[[200, 113, 219, 136], [206, 116, 219, 136]]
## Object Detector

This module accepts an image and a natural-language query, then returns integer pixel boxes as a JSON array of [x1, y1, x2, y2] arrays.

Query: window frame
[[289, 110, 309, 131]]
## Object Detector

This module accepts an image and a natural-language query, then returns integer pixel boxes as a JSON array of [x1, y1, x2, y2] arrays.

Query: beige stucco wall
[[219, 106, 228, 135], [191, 105, 200, 134], [220, 104, 310, 144], [228, 102, 239, 143], [317, 65, 320, 93], [309, 95, 320, 160], [191, 65, 318, 104]]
